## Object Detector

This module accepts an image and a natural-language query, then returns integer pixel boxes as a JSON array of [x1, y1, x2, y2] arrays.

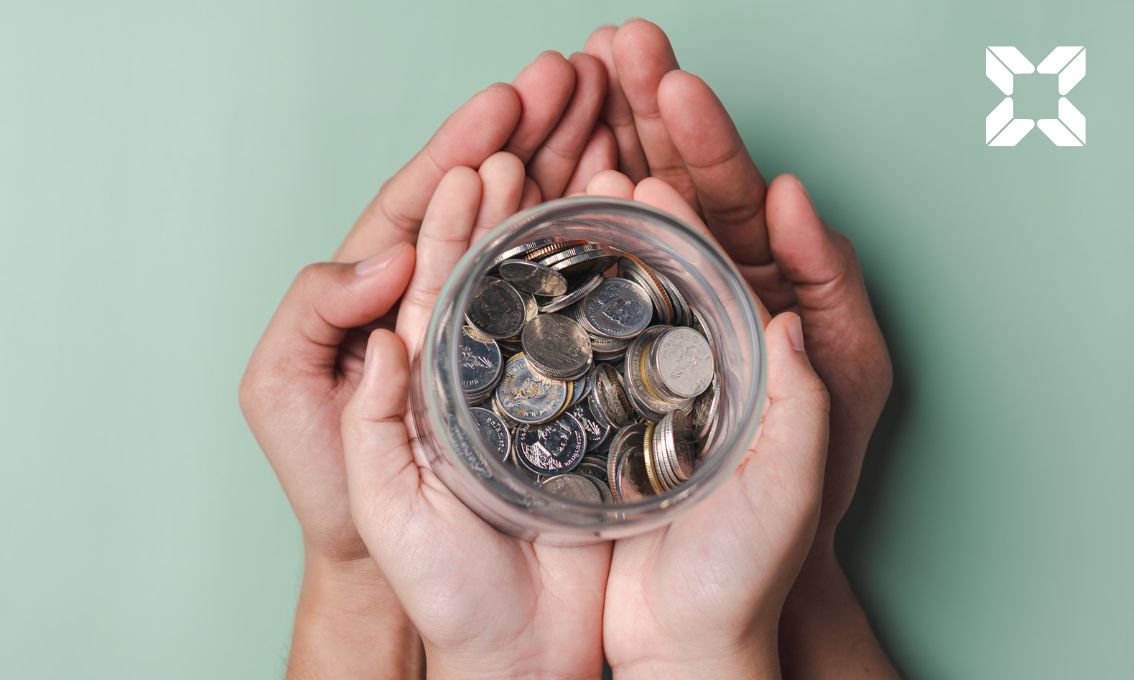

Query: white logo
[[985, 46, 1086, 146]]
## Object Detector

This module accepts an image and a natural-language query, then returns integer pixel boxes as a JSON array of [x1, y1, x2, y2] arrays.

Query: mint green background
[[2, 1, 1131, 677]]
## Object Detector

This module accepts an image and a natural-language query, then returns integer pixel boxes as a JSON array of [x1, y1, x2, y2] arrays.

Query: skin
[[243, 17, 898, 678], [239, 50, 613, 678], [340, 169, 834, 679], [583, 19, 897, 678]]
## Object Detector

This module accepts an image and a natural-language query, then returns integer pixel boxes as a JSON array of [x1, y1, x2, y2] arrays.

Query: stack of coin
[[459, 238, 720, 504]]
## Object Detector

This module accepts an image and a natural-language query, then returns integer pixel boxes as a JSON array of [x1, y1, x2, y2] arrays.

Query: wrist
[[289, 551, 422, 679], [611, 634, 780, 680], [423, 644, 603, 680]]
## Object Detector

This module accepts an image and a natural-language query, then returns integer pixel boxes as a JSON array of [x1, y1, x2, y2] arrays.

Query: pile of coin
[[458, 239, 720, 504]]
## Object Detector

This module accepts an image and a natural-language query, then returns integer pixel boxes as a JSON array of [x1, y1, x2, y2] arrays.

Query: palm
[[364, 445, 611, 672]]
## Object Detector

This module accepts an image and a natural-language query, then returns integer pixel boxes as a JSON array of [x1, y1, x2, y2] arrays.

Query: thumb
[[741, 312, 830, 532], [248, 243, 416, 376], [341, 329, 420, 544]]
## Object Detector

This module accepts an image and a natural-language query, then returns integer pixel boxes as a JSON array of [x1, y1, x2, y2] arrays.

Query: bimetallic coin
[[514, 412, 587, 475], [498, 259, 569, 296], [649, 326, 714, 399], [469, 407, 511, 462], [459, 327, 503, 400], [466, 278, 526, 339], [521, 314, 593, 380], [494, 353, 568, 424], [623, 327, 684, 420], [580, 277, 654, 339], [566, 400, 612, 452], [540, 473, 604, 503], [642, 422, 666, 494], [537, 272, 603, 313]]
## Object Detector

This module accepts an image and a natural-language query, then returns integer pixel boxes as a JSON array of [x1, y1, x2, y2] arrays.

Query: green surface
[[2, 1, 1131, 677]]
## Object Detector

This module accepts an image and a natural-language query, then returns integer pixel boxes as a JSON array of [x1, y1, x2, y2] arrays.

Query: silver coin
[[650, 326, 714, 399], [571, 367, 596, 406], [469, 407, 511, 462], [493, 353, 568, 424], [459, 327, 503, 398], [666, 409, 699, 481], [590, 363, 632, 427], [689, 305, 717, 359], [608, 423, 650, 502], [540, 473, 604, 503], [491, 239, 561, 267], [548, 251, 617, 279], [690, 374, 719, 441], [623, 327, 685, 420], [565, 400, 611, 452], [538, 272, 604, 313], [539, 244, 603, 267], [618, 255, 673, 324], [514, 412, 587, 475], [656, 271, 691, 327], [521, 291, 539, 322], [498, 259, 569, 297], [650, 417, 681, 489], [521, 314, 593, 380], [581, 277, 654, 339], [466, 278, 526, 339], [574, 463, 614, 504]]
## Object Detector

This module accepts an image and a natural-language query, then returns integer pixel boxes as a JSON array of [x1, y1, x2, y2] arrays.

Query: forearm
[[289, 553, 424, 680], [778, 542, 898, 679]]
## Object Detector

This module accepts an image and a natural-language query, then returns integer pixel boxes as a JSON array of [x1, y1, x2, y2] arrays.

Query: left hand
[[340, 165, 611, 680]]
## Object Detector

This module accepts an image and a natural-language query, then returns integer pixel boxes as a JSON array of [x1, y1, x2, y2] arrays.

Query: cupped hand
[[340, 166, 611, 680], [240, 49, 612, 568], [583, 174, 829, 678], [584, 19, 892, 545]]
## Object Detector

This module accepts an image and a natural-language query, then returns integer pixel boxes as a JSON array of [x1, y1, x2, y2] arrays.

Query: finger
[[657, 70, 772, 266], [766, 173, 891, 433], [247, 244, 416, 381], [632, 178, 773, 326], [584, 169, 635, 199], [505, 51, 576, 163], [611, 19, 697, 207], [583, 24, 649, 181], [336, 84, 520, 262], [471, 152, 526, 243], [741, 312, 829, 531], [519, 177, 542, 210], [341, 329, 420, 537], [396, 167, 482, 353], [527, 53, 608, 200], [564, 123, 617, 196]]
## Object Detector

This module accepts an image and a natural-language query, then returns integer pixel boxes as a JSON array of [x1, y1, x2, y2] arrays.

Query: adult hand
[[584, 20, 896, 677], [240, 49, 613, 677], [340, 166, 611, 680]]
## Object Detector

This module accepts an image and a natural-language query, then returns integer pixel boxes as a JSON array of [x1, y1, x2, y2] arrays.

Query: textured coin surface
[[521, 314, 593, 380], [469, 407, 511, 462], [565, 400, 612, 452], [540, 473, 604, 503], [459, 327, 503, 397], [467, 279, 526, 339], [492, 238, 561, 267], [499, 259, 569, 296], [581, 277, 654, 339], [537, 272, 603, 313], [651, 326, 714, 398], [515, 412, 587, 475], [610, 423, 651, 502], [494, 354, 568, 424]]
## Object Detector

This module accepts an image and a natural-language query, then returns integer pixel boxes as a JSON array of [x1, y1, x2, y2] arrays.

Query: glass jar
[[410, 197, 766, 545]]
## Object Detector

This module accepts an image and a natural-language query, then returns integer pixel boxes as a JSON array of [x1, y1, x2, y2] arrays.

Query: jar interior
[[418, 198, 765, 541]]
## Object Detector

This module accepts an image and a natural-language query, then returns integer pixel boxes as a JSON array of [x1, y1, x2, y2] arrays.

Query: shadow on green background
[[1, 1, 1131, 677]]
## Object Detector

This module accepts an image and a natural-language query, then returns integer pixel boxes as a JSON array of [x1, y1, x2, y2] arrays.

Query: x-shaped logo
[[986, 46, 1086, 146]]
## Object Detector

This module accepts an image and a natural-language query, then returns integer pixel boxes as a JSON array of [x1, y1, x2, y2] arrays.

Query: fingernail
[[785, 313, 806, 352], [355, 243, 407, 276]]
